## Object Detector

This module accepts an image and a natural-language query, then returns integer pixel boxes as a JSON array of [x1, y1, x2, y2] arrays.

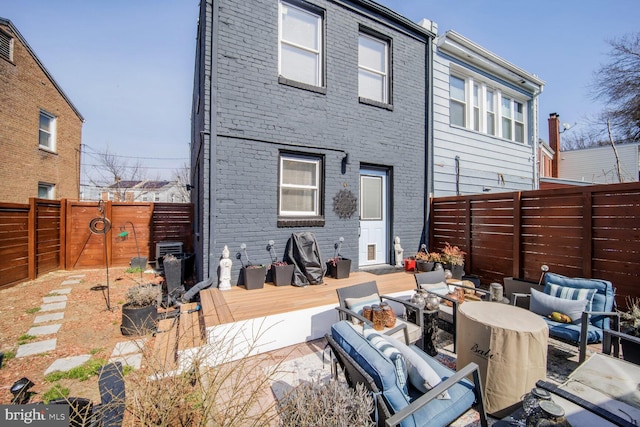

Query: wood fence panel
[[430, 182, 640, 305], [35, 201, 61, 276], [110, 203, 153, 266], [0, 203, 30, 288], [150, 203, 193, 260]]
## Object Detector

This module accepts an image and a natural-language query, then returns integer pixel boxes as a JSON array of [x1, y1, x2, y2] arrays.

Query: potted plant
[[266, 240, 294, 286], [239, 243, 266, 290], [415, 244, 436, 272], [617, 297, 640, 364], [326, 237, 351, 279], [121, 284, 161, 336], [440, 242, 465, 280]]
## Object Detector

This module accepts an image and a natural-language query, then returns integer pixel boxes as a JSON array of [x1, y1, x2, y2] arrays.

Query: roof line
[[0, 17, 84, 121]]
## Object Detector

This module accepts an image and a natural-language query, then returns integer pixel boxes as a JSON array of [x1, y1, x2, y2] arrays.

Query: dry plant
[[125, 284, 161, 308], [123, 318, 292, 426], [278, 379, 374, 427]]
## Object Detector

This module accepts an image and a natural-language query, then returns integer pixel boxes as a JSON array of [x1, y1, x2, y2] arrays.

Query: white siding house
[[559, 143, 640, 184], [428, 28, 545, 195]]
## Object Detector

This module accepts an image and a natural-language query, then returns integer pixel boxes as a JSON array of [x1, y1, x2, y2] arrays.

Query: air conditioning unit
[[155, 241, 183, 268]]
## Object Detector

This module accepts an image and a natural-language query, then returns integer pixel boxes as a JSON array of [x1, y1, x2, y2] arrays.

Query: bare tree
[[591, 32, 640, 143], [88, 147, 147, 201], [172, 162, 191, 203]]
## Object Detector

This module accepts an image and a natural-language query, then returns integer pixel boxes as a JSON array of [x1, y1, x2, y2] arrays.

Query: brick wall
[[194, 0, 431, 281], [0, 22, 83, 204]]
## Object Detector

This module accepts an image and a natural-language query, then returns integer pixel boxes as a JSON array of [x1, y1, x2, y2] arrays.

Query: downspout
[[207, 0, 218, 280], [425, 33, 435, 250], [531, 88, 542, 189]]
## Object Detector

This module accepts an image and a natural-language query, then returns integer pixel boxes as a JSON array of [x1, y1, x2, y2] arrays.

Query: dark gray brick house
[[190, 0, 435, 284]]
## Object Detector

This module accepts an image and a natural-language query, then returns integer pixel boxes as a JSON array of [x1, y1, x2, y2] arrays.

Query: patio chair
[[509, 271, 617, 364], [414, 270, 490, 353], [326, 320, 488, 427], [335, 281, 423, 348]]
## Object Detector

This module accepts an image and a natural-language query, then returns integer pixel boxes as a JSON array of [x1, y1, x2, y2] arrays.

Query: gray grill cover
[[284, 232, 325, 286]]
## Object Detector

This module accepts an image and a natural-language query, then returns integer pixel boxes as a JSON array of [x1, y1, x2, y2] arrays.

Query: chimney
[[548, 113, 561, 177]]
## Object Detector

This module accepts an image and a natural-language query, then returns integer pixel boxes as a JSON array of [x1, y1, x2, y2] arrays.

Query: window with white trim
[[449, 75, 466, 127], [38, 182, 55, 199], [449, 73, 529, 143], [358, 32, 389, 104], [279, 0, 323, 87], [279, 153, 321, 217], [39, 110, 56, 151]]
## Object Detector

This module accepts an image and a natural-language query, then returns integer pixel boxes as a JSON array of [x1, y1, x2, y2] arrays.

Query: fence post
[[512, 192, 522, 278], [28, 198, 37, 280], [59, 199, 67, 271]]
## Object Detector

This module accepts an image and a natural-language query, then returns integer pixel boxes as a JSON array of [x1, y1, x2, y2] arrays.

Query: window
[[0, 30, 13, 62], [501, 97, 512, 140], [279, 0, 323, 87], [279, 154, 321, 217], [473, 84, 480, 132], [449, 76, 466, 127], [358, 33, 389, 104], [486, 89, 495, 136], [39, 110, 56, 151], [450, 73, 529, 143], [38, 183, 55, 199], [154, 192, 160, 202]]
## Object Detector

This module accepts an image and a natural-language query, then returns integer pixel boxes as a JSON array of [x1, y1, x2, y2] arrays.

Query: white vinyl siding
[[358, 33, 388, 103], [279, 154, 321, 216], [279, 1, 323, 87]]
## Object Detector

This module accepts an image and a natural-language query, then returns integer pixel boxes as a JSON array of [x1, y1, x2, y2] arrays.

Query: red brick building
[[0, 18, 83, 203]]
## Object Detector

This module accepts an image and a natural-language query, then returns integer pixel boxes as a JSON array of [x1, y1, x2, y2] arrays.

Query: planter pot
[[621, 331, 640, 365], [243, 266, 266, 290], [327, 259, 351, 279], [272, 264, 294, 286], [163, 257, 183, 295], [416, 260, 434, 272], [121, 303, 157, 336], [451, 264, 465, 280], [130, 256, 148, 270]]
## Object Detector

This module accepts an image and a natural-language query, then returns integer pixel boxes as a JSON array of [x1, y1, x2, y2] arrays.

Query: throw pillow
[[419, 281, 449, 297], [345, 293, 381, 317], [363, 329, 408, 395], [382, 335, 450, 399], [530, 288, 588, 323], [545, 283, 597, 312]]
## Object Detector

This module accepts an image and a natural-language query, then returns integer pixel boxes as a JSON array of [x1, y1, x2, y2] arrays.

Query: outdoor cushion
[[331, 321, 476, 427], [545, 283, 597, 312], [542, 318, 604, 344], [364, 329, 409, 395], [530, 288, 588, 323], [345, 293, 381, 315]]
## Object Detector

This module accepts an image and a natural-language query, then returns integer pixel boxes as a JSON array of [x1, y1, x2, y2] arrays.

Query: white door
[[359, 169, 388, 266]]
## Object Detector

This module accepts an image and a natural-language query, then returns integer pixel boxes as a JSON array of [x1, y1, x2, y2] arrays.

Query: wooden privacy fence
[[430, 181, 640, 304], [0, 199, 194, 289]]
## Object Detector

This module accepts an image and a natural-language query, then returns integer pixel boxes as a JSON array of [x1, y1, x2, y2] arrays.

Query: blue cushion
[[542, 318, 603, 344], [529, 288, 588, 323], [364, 329, 409, 396], [543, 273, 614, 329], [331, 321, 477, 427], [545, 283, 596, 312]]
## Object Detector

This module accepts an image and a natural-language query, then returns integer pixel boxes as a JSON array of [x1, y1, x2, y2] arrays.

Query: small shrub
[[125, 284, 160, 308], [278, 379, 374, 427]]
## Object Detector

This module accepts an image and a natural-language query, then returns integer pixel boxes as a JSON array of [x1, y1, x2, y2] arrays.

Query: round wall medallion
[[333, 189, 357, 219]]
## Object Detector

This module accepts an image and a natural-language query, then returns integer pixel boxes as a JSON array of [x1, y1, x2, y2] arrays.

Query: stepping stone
[[34, 312, 64, 323], [111, 339, 146, 357], [44, 354, 91, 375], [61, 279, 81, 286], [28, 324, 61, 336], [43, 295, 67, 304], [109, 353, 142, 369], [50, 288, 72, 295], [16, 339, 56, 357], [67, 275, 85, 279], [40, 301, 66, 312]]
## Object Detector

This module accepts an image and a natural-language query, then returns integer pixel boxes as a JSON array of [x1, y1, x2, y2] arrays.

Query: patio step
[[153, 304, 205, 372], [153, 318, 178, 371], [200, 288, 234, 328], [177, 302, 203, 350]]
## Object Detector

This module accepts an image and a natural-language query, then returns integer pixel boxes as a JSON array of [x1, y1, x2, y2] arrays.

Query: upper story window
[[450, 73, 529, 144], [0, 30, 13, 62], [279, 0, 323, 88], [358, 32, 389, 104], [449, 75, 466, 127], [39, 110, 56, 151], [279, 153, 322, 217], [38, 182, 55, 199]]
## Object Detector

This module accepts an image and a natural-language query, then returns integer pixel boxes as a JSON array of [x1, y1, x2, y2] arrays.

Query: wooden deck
[[153, 269, 419, 367], [200, 269, 419, 327]]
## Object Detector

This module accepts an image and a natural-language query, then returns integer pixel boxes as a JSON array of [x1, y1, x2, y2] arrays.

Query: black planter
[[243, 266, 266, 290], [451, 264, 465, 280], [416, 260, 434, 272], [163, 257, 183, 293], [621, 331, 640, 365], [327, 258, 351, 279], [272, 264, 294, 286], [130, 256, 148, 270], [121, 303, 157, 336]]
